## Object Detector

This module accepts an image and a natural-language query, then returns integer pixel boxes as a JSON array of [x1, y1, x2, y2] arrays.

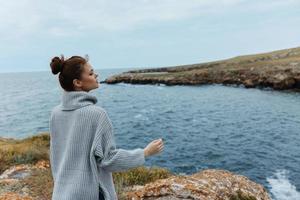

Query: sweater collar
[[60, 90, 98, 111]]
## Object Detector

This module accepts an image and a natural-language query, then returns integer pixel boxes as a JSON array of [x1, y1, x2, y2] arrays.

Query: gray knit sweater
[[49, 90, 145, 200]]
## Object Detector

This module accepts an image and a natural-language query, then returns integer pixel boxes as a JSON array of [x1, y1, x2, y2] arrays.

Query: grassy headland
[[105, 46, 300, 90]]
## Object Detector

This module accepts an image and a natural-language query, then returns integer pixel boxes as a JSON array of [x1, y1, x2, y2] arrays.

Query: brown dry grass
[[21, 168, 53, 200], [113, 166, 174, 199], [0, 133, 50, 174]]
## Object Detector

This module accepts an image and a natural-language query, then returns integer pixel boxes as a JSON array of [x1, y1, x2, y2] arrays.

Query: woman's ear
[[73, 79, 82, 89]]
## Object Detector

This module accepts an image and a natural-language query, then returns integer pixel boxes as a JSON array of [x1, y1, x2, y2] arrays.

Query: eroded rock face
[[126, 169, 271, 200], [0, 162, 271, 200], [0, 160, 49, 200], [0, 160, 49, 181]]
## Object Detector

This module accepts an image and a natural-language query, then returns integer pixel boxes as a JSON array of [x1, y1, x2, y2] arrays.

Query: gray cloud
[[1, 0, 299, 40]]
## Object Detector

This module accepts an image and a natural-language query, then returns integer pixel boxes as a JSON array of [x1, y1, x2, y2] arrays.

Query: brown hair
[[50, 55, 88, 91]]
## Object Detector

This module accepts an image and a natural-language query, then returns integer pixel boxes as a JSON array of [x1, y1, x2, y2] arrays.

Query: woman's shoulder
[[84, 106, 112, 126], [50, 105, 61, 117], [50, 104, 109, 118], [83, 105, 109, 118]]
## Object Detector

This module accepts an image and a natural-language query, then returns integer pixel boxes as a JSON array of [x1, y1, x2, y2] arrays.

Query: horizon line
[[1, 45, 299, 74], [0, 66, 142, 74]]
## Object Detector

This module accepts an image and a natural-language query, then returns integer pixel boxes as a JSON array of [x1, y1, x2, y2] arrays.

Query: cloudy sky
[[0, 0, 300, 73]]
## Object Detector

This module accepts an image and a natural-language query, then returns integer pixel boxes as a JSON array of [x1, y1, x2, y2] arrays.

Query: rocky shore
[[104, 46, 300, 91], [0, 133, 271, 200]]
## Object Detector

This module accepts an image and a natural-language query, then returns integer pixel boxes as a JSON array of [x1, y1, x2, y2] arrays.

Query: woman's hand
[[144, 138, 164, 157]]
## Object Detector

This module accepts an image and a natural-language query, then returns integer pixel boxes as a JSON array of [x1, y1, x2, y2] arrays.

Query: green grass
[[113, 166, 173, 199], [230, 190, 257, 200], [113, 165, 173, 186]]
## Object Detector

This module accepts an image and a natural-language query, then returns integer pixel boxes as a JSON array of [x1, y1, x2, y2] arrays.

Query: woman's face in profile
[[74, 62, 99, 92]]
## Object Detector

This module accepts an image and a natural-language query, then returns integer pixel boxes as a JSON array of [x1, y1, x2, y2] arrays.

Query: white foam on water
[[267, 169, 300, 200], [134, 114, 149, 120], [116, 83, 146, 87], [134, 114, 143, 118], [156, 84, 166, 88], [140, 108, 154, 113]]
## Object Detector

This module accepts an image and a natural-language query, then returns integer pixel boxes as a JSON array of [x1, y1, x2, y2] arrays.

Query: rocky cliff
[[0, 162, 271, 200]]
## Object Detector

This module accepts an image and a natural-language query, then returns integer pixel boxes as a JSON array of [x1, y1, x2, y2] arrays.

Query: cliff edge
[[0, 134, 271, 200]]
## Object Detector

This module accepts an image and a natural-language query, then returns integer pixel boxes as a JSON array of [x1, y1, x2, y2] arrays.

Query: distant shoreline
[[104, 46, 300, 91]]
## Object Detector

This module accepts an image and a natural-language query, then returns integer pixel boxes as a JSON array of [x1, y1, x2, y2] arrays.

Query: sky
[[0, 0, 300, 73]]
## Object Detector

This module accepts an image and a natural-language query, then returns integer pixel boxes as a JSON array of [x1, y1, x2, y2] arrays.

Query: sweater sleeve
[[93, 109, 145, 172]]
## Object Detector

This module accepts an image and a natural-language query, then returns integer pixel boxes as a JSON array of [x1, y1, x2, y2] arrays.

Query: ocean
[[0, 68, 299, 200]]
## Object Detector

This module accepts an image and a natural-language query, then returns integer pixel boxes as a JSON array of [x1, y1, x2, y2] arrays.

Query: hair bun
[[50, 55, 65, 75]]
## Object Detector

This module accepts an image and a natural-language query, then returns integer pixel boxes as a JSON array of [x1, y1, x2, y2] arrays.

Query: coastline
[[104, 46, 300, 91], [0, 133, 271, 200]]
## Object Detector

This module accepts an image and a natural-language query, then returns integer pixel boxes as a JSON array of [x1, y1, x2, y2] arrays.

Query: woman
[[49, 55, 164, 200]]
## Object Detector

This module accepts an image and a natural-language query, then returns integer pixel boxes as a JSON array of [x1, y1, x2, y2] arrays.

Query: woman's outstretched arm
[[92, 109, 145, 172]]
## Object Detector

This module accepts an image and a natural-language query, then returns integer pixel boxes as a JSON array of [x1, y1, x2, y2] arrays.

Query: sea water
[[0, 68, 299, 200]]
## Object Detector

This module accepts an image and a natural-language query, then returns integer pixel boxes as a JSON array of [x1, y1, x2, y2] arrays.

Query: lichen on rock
[[126, 169, 271, 200]]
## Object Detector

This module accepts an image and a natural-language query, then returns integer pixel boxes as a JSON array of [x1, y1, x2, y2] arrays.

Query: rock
[[271, 73, 296, 90], [0, 160, 49, 182], [243, 79, 255, 88], [0, 165, 32, 181], [126, 169, 271, 200], [0, 192, 33, 200], [0, 160, 50, 200], [294, 76, 300, 88]]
